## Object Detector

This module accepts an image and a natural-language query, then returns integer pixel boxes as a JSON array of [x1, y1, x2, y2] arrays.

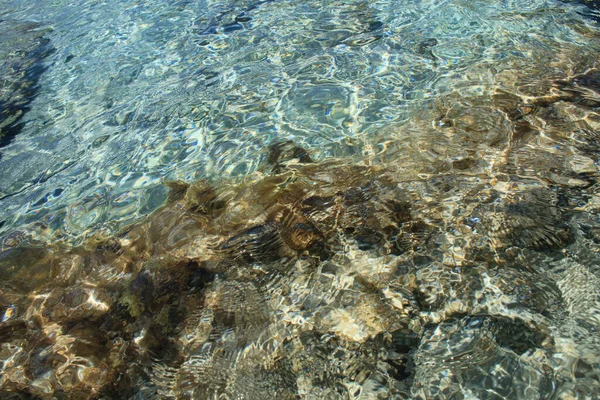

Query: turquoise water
[[1, 0, 600, 398], [0, 0, 597, 242]]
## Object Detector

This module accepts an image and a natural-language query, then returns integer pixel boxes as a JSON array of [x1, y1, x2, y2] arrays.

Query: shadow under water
[[2, 111, 600, 399]]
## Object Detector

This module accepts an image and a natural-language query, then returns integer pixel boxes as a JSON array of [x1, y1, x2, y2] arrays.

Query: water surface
[[1, 0, 600, 398]]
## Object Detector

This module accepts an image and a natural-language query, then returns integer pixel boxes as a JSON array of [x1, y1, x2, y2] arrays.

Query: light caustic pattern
[[1, 0, 600, 399]]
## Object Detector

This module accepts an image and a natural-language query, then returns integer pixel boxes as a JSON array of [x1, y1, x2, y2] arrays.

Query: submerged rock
[[0, 142, 598, 398]]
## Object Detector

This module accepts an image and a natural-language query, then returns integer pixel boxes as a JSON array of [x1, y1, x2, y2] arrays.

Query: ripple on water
[[0, 0, 600, 398]]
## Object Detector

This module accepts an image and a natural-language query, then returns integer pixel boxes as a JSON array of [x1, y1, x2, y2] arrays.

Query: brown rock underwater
[[2, 135, 599, 399]]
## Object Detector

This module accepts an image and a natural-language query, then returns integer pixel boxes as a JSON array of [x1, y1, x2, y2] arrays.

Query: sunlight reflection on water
[[1, 0, 600, 398]]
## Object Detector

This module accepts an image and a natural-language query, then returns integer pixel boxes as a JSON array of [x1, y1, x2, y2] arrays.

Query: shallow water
[[1, 0, 600, 399]]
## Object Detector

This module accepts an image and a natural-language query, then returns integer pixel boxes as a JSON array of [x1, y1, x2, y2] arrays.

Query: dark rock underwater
[[0, 20, 54, 152]]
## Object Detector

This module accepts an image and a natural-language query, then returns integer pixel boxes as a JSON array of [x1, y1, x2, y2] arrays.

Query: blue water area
[[0, 0, 597, 242], [0, 0, 600, 399]]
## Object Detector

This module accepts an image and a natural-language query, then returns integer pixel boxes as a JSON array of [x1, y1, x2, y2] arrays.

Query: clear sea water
[[1, 0, 600, 398]]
